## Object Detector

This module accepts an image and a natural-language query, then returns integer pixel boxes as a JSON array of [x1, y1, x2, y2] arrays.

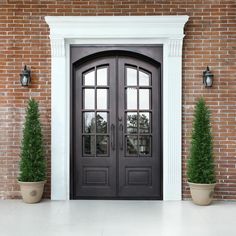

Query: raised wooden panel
[[83, 167, 109, 186], [125, 167, 152, 186]]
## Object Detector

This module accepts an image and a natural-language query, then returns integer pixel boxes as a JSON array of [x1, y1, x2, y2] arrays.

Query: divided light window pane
[[139, 136, 151, 155], [139, 70, 150, 86], [83, 70, 95, 86], [84, 89, 95, 109], [83, 135, 95, 155], [83, 112, 96, 133], [97, 67, 108, 86], [97, 89, 108, 109], [97, 112, 108, 133], [126, 136, 138, 155], [126, 112, 138, 133], [96, 135, 108, 155], [126, 67, 137, 86], [139, 112, 150, 133], [139, 89, 150, 109], [127, 88, 137, 110]]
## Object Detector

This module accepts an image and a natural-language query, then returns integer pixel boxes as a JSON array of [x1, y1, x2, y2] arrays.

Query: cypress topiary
[[19, 98, 46, 182], [187, 97, 216, 184]]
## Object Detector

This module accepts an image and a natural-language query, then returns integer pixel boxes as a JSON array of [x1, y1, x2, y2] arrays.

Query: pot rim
[[18, 180, 46, 185], [187, 181, 216, 186]]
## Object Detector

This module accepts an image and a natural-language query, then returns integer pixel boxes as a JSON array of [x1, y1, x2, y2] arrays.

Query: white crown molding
[[46, 16, 188, 38], [46, 16, 188, 57], [45, 15, 189, 201]]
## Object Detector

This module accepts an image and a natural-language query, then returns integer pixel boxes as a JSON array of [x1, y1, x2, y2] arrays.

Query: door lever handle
[[111, 124, 115, 151], [119, 123, 123, 150]]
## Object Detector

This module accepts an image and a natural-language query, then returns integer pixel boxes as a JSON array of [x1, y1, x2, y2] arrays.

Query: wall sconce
[[20, 65, 31, 86], [203, 66, 213, 88]]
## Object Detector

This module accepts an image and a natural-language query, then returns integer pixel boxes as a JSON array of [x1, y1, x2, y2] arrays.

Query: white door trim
[[45, 16, 189, 200]]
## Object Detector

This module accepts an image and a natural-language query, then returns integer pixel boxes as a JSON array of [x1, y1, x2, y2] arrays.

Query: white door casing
[[45, 16, 189, 200]]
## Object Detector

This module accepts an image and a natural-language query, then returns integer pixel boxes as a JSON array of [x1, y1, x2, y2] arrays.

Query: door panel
[[72, 53, 161, 199], [118, 57, 161, 197], [73, 57, 117, 197]]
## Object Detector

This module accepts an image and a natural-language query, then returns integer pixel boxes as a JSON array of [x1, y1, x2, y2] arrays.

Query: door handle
[[111, 124, 115, 151], [119, 123, 123, 150]]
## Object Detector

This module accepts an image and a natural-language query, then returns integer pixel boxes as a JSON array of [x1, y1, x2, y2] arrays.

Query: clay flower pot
[[188, 182, 216, 206], [18, 180, 46, 204]]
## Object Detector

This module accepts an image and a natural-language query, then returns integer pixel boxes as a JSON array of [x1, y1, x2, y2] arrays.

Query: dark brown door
[[72, 54, 161, 199]]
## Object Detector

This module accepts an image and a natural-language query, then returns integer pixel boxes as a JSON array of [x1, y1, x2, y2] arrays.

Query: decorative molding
[[168, 39, 183, 57], [50, 38, 65, 57], [45, 16, 188, 40], [45, 16, 189, 201]]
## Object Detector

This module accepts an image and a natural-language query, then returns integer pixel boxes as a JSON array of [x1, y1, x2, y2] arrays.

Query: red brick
[[0, 0, 235, 200]]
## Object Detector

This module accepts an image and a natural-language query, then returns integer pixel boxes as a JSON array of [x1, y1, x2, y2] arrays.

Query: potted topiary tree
[[187, 97, 216, 206], [18, 98, 46, 203]]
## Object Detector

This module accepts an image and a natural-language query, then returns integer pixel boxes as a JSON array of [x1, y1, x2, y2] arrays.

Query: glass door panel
[[124, 65, 153, 157], [81, 66, 110, 158]]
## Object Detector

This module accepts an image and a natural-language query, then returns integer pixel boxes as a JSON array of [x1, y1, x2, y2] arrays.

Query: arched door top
[[73, 50, 162, 69]]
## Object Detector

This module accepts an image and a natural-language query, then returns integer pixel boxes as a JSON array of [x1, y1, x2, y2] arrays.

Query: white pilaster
[[50, 37, 68, 200], [163, 39, 183, 200]]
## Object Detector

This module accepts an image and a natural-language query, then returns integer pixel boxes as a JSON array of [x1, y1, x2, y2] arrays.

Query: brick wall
[[0, 0, 235, 200]]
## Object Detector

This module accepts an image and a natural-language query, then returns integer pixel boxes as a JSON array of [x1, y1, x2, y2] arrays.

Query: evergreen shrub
[[187, 97, 216, 184], [18, 99, 46, 182]]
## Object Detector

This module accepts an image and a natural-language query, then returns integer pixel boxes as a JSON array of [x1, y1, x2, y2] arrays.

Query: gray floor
[[0, 200, 235, 236]]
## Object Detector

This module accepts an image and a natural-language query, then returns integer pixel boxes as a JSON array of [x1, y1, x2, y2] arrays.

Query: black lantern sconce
[[20, 65, 31, 86], [203, 66, 213, 88]]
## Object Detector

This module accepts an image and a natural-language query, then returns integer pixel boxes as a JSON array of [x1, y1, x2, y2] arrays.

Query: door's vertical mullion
[[109, 57, 118, 196], [117, 57, 125, 196]]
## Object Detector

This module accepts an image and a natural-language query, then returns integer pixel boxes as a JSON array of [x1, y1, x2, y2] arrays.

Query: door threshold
[[71, 197, 162, 200]]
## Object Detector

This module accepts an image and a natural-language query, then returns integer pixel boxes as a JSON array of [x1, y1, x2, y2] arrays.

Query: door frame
[[45, 16, 189, 200], [71, 50, 163, 199]]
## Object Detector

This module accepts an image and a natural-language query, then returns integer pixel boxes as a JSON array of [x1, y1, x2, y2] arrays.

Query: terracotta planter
[[188, 182, 216, 206], [18, 180, 46, 204]]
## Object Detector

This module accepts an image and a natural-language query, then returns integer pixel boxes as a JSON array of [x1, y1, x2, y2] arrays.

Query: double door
[[72, 54, 161, 199]]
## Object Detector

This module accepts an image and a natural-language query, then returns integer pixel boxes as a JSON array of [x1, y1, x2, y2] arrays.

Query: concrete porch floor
[[0, 200, 235, 236]]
